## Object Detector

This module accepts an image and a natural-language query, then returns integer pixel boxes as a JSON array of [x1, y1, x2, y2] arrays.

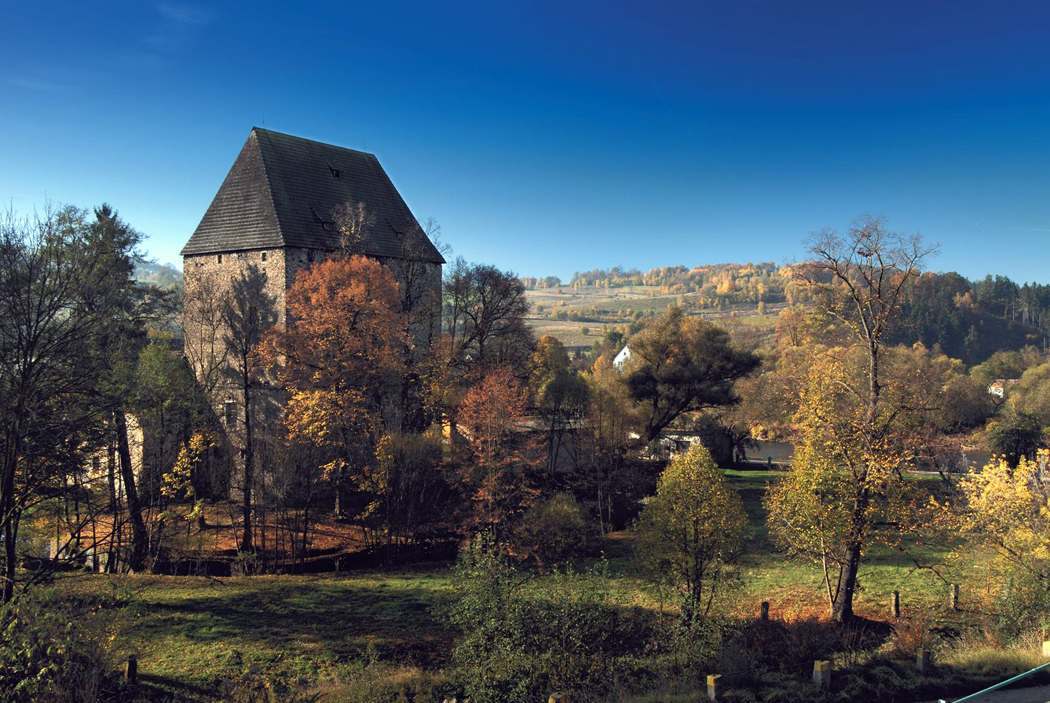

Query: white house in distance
[[613, 344, 632, 369], [987, 378, 1020, 398]]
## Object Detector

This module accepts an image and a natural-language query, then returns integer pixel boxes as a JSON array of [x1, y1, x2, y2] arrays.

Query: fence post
[[891, 590, 900, 618], [707, 674, 723, 702], [760, 601, 770, 621], [950, 583, 960, 611], [1043, 641, 1050, 658], [812, 660, 831, 689], [917, 649, 932, 673], [126, 654, 138, 686]]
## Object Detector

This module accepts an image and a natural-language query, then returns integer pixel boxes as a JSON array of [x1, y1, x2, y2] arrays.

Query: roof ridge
[[251, 126, 376, 158]]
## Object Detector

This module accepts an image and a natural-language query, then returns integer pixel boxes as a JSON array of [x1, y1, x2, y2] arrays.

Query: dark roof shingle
[[182, 128, 444, 264]]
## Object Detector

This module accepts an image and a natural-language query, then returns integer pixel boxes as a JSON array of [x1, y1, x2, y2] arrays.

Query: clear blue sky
[[3, 1, 1049, 282]]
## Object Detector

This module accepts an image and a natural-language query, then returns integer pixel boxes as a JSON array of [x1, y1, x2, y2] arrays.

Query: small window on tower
[[217, 254, 223, 264], [224, 400, 237, 427], [307, 250, 315, 263], [261, 251, 268, 262]]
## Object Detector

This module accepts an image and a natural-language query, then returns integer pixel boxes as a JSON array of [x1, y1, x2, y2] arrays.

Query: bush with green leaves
[[635, 443, 746, 625], [511, 492, 595, 570], [447, 535, 648, 702], [0, 587, 125, 702]]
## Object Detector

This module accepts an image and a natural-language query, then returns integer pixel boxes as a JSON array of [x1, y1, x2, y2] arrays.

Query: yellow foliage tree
[[161, 431, 216, 524], [956, 450, 1050, 608], [635, 443, 746, 624], [766, 354, 919, 618]]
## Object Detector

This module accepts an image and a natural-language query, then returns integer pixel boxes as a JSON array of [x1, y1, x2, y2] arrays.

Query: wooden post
[[1042, 641, 1050, 659], [548, 694, 567, 703], [950, 583, 960, 611], [812, 660, 831, 689], [917, 649, 932, 673], [760, 601, 770, 621], [890, 590, 900, 618], [707, 674, 723, 702], [126, 654, 138, 686]]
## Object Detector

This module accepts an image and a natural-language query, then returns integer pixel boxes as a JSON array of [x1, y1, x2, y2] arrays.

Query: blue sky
[[2, 1, 1049, 282]]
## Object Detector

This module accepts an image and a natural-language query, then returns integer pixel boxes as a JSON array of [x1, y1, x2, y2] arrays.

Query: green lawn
[[59, 570, 457, 700], [722, 470, 960, 622], [52, 469, 996, 701]]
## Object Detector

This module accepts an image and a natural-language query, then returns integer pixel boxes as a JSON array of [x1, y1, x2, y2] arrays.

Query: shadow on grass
[[134, 673, 221, 702], [134, 574, 456, 668]]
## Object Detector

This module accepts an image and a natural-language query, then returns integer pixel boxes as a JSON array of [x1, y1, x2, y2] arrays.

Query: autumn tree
[[267, 255, 407, 520], [779, 215, 936, 622], [455, 366, 539, 535], [625, 307, 760, 443], [954, 451, 1050, 633], [765, 357, 917, 615], [335, 203, 446, 335], [635, 443, 746, 624], [1008, 360, 1050, 428], [373, 431, 451, 560], [987, 412, 1044, 467], [222, 265, 277, 553], [580, 355, 636, 533], [529, 336, 590, 479], [161, 431, 216, 529]]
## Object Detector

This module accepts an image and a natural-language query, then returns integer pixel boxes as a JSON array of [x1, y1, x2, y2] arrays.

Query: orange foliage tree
[[266, 255, 408, 518], [454, 366, 541, 536]]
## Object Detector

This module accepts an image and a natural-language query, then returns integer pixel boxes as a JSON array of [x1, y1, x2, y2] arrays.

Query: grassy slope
[[523, 284, 781, 349], [61, 570, 455, 699], [56, 470, 987, 701]]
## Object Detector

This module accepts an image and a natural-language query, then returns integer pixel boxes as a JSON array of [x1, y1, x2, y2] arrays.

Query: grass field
[[524, 283, 783, 351], [48, 469, 1008, 702]]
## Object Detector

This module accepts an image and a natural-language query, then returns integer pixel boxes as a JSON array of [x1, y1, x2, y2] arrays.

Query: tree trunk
[[106, 441, 120, 573], [831, 485, 870, 623], [240, 365, 254, 554], [115, 411, 149, 572], [2, 517, 15, 604], [831, 539, 862, 623]]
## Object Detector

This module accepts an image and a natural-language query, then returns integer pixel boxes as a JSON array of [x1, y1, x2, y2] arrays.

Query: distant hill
[[522, 263, 1050, 365], [523, 262, 788, 352], [135, 261, 183, 290]]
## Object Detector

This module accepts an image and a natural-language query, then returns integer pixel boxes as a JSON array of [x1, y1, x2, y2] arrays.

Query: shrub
[[989, 578, 1050, 641], [447, 535, 646, 702], [0, 587, 124, 702], [956, 451, 1050, 639], [887, 610, 935, 658], [511, 493, 594, 569]]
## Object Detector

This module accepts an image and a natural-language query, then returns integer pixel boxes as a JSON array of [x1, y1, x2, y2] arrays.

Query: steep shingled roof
[[181, 128, 444, 263]]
